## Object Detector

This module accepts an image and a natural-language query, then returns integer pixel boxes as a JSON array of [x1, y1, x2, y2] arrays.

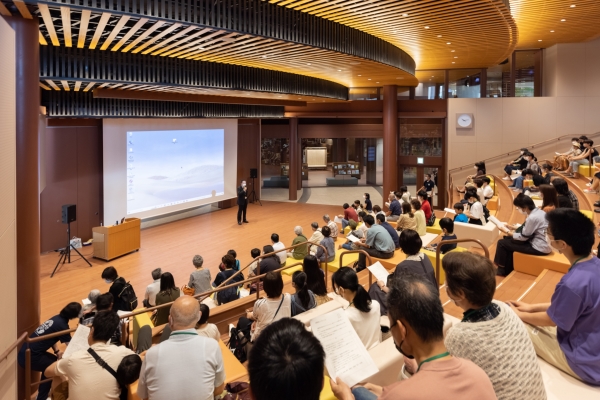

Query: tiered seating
[[514, 252, 570, 276]]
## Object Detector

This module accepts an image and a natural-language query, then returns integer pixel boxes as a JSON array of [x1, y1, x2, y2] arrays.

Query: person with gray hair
[[137, 296, 226, 400], [144, 268, 162, 307], [79, 289, 102, 325], [287, 225, 308, 260], [323, 214, 339, 241], [308, 222, 324, 254], [188, 254, 212, 296]]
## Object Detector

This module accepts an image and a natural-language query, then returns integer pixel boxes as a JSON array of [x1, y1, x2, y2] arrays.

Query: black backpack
[[118, 281, 138, 311], [228, 325, 251, 363]]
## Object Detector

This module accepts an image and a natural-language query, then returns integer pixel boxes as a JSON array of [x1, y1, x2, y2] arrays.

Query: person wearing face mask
[[564, 139, 597, 178], [494, 194, 552, 276], [442, 252, 547, 400], [553, 138, 582, 171], [503, 148, 529, 180], [101, 266, 131, 312], [331, 271, 496, 400], [463, 192, 486, 225], [237, 179, 249, 225]]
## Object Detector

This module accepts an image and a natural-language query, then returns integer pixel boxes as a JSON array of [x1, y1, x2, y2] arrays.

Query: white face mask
[[520, 151, 524, 155], [516, 208, 527, 215], [545, 234, 561, 253], [241, 182, 246, 187], [104, 279, 112, 284], [474, 166, 478, 170]]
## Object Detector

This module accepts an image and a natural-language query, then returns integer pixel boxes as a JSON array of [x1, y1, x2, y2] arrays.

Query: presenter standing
[[237, 180, 249, 225]]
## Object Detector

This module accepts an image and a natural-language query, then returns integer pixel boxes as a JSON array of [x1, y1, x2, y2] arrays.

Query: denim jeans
[[571, 158, 589, 173], [341, 243, 353, 250], [352, 387, 378, 400], [512, 176, 524, 189], [342, 218, 349, 230]]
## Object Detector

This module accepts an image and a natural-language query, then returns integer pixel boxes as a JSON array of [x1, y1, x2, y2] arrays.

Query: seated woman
[[585, 170, 600, 194], [539, 184, 559, 212], [503, 148, 528, 180], [553, 138, 581, 171], [238, 271, 291, 342], [564, 139, 597, 178], [553, 178, 578, 210], [417, 190, 433, 225], [213, 254, 244, 305], [494, 194, 552, 276], [442, 252, 547, 400], [290, 271, 317, 317], [464, 192, 486, 225], [315, 226, 335, 263], [154, 272, 180, 326], [340, 219, 363, 251], [395, 202, 417, 233], [302, 255, 330, 306], [332, 267, 381, 349], [363, 192, 373, 212], [540, 163, 556, 184], [411, 199, 427, 236], [458, 161, 486, 192], [196, 303, 220, 341], [369, 229, 437, 316]]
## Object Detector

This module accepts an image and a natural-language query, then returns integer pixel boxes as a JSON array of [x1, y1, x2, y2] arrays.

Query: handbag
[[221, 382, 251, 400], [427, 212, 436, 227], [181, 285, 195, 296]]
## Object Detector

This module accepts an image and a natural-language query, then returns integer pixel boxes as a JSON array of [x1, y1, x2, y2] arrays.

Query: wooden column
[[383, 85, 398, 199], [289, 117, 299, 200], [480, 68, 487, 98], [534, 50, 543, 97]]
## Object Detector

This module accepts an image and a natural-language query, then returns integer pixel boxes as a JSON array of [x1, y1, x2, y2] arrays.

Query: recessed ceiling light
[[376, 82, 380, 83], [358, 74, 362, 76], [368, 78, 372, 80], [570, 4, 576, 8], [307, 63, 311, 65], [262, 55, 268, 58], [452, 62, 455, 64], [431, 75, 435, 77], [437, 35, 442, 38], [550, 30, 555, 32], [424, 26, 430, 29], [561, 19, 566, 22], [446, 42, 451, 45], [538, 39, 543, 42], [454, 56, 458, 58], [402, 13, 408, 17], [451, 50, 455, 52], [337, 69, 342, 71]]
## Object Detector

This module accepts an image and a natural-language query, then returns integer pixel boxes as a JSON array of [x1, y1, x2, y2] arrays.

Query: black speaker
[[62, 204, 76, 224], [250, 168, 258, 179]]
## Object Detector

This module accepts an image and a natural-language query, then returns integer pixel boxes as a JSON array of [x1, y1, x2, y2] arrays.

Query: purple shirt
[[547, 257, 600, 385]]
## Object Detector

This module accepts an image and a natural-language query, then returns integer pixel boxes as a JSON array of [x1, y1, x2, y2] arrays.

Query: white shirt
[[468, 201, 486, 224], [145, 279, 161, 306], [272, 241, 287, 265], [196, 324, 221, 342], [138, 329, 225, 400], [56, 343, 134, 400], [345, 300, 381, 350], [251, 294, 292, 342], [482, 185, 494, 205]]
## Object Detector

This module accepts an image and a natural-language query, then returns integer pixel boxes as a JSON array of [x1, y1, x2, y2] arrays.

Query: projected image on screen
[[126, 129, 224, 215]]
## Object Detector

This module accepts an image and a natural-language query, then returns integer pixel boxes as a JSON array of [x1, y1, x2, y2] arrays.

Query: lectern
[[92, 218, 141, 261]]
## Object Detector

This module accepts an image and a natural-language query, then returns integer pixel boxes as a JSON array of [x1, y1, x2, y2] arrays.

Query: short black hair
[[551, 178, 570, 196], [227, 249, 237, 258], [363, 215, 375, 226], [263, 245, 275, 255], [343, 203, 349, 209], [466, 192, 480, 201], [387, 271, 444, 342], [271, 233, 280, 243], [263, 272, 284, 298], [251, 248, 261, 258], [376, 213, 386, 223], [92, 311, 120, 341], [439, 217, 454, 234], [399, 229, 422, 256], [222, 254, 235, 269], [417, 190, 427, 199], [101, 266, 118, 281], [96, 293, 114, 311], [453, 202, 464, 211], [372, 205, 381, 213], [474, 179, 483, 188], [198, 303, 210, 325], [60, 302, 82, 320], [583, 139, 594, 146], [159, 272, 176, 291], [482, 176, 491, 184], [546, 208, 595, 256], [321, 225, 331, 237], [442, 252, 496, 308], [425, 174, 431, 178], [248, 318, 325, 400], [400, 186, 408, 193], [411, 199, 421, 211], [117, 354, 142, 386], [522, 168, 535, 177], [513, 193, 535, 211]]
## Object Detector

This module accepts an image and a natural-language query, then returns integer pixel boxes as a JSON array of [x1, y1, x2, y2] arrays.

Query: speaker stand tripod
[[248, 176, 262, 206], [51, 221, 92, 278]]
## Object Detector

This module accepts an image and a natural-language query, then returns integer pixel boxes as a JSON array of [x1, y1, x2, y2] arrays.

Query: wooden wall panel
[[261, 124, 290, 139], [76, 127, 103, 241], [299, 124, 383, 139], [237, 119, 261, 201]]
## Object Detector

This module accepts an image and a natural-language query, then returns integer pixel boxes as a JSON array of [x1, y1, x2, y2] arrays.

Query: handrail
[[339, 250, 373, 286], [0, 331, 27, 361], [434, 238, 489, 285]]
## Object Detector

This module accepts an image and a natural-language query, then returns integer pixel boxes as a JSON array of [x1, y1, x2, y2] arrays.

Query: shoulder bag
[[87, 348, 128, 400]]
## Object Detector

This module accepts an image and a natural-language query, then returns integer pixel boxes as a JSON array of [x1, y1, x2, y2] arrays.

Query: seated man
[[248, 318, 325, 400], [144, 268, 162, 307], [509, 168, 536, 192], [502, 148, 529, 180], [375, 213, 399, 249], [385, 192, 402, 222], [45, 311, 137, 399], [339, 203, 359, 230], [353, 215, 395, 271], [323, 214, 339, 241], [271, 233, 287, 266], [287, 226, 308, 260], [509, 208, 600, 386], [137, 296, 226, 399], [332, 272, 496, 400]]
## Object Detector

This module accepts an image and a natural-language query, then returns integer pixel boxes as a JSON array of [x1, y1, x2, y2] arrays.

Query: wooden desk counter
[[93, 218, 141, 261]]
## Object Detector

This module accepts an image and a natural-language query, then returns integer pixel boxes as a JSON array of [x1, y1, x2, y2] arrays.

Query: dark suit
[[237, 185, 248, 223]]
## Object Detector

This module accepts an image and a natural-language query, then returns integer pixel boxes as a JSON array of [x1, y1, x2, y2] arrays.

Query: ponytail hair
[[331, 267, 372, 313], [292, 271, 311, 309]]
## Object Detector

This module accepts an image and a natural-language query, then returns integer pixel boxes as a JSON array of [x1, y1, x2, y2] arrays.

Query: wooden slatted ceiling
[[267, 0, 518, 71], [510, 0, 600, 49]]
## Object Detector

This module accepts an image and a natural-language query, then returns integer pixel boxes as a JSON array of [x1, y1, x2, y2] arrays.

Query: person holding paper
[[340, 219, 364, 251], [331, 272, 496, 400]]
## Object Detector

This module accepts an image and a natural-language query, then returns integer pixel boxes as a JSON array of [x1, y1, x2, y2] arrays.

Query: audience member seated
[[357, 211, 370, 236], [363, 192, 373, 213], [308, 222, 325, 253], [137, 296, 225, 400], [411, 199, 427, 236], [564, 139, 597, 178], [17, 302, 82, 400], [332, 267, 381, 349], [247, 248, 261, 278], [187, 254, 212, 296], [101, 266, 133, 312], [339, 202, 359, 230], [481, 177, 494, 206], [509, 208, 600, 386], [541, 163, 556, 184], [155, 272, 181, 325], [227, 249, 241, 271], [331, 272, 496, 400], [494, 194, 551, 276], [417, 191, 433, 226], [271, 233, 287, 266], [353, 215, 395, 271], [395, 202, 417, 233], [80, 289, 101, 325], [256, 245, 281, 277], [509, 168, 536, 191], [553, 178, 578, 210], [340, 219, 364, 251], [539, 184, 559, 212], [399, 185, 412, 205], [585, 171, 600, 194], [503, 147, 529, 180], [248, 318, 325, 400], [196, 303, 220, 341], [353, 199, 363, 213], [45, 311, 138, 400], [213, 254, 244, 304], [453, 202, 469, 223], [386, 192, 402, 222], [290, 271, 317, 316], [369, 230, 436, 315], [464, 192, 486, 225], [442, 253, 546, 400], [458, 161, 486, 192], [376, 213, 399, 249], [323, 214, 339, 241], [238, 272, 292, 342], [117, 354, 143, 388], [143, 268, 162, 307], [428, 218, 457, 254], [287, 226, 308, 260], [314, 225, 335, 263], [303, 255, 330, 306], [372, 205, 385, 218], [87, 293, 123, 345], [555, 138, 582, 163]]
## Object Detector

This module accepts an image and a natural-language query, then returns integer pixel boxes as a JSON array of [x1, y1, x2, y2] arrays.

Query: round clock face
[[457, 114, 472, 128]]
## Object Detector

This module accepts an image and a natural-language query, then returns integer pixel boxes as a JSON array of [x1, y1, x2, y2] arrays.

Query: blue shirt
[[379, 222, 400, 249], [440, 234, 457, 254], [389, 200, 401, 216], [18, 315, 71, 364], [454, 213, 468, 223], [547, 257, 600, 385]]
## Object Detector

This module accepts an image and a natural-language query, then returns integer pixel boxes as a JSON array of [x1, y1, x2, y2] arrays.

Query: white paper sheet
[[420, 232, 439, 247], [334, 216, 343, 224], [488, 216, 510, 233], [443, 208, 456, 214], [62, 324, 91, 359], [367, 261, 391, 283], [82, 298, 92, 306], [311, 308, 379, 387], [347, 235, 360, 243]]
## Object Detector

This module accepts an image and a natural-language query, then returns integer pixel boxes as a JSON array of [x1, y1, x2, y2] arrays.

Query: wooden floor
[[40, 201, 340, 321]]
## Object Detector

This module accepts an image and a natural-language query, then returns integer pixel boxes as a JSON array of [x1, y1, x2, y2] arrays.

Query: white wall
[[0, 16, 17, 400]]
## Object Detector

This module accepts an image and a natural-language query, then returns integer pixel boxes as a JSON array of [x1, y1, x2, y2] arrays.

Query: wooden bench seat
[[326, 250, 360, 272], [493, 271, 537, 302], [514, 251, 570, 276], [518, 269, 563, 303]]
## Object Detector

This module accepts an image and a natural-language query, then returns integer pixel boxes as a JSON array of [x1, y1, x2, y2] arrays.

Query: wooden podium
[[92, 218, 141, 261]]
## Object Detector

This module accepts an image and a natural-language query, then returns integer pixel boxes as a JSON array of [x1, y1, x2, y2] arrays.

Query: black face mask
[[394, 339, 414, 359]]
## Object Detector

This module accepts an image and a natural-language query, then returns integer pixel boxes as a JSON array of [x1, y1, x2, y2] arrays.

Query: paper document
[[443, 208, 456, 214], [82, 298, 91, 306], [533, 199, 543, 208], [311, 308, 379, 387], [367, 261, 391, 283], [62, 324, 91, 359], [421, 232, 439, 247], [347, 235, 360, 243], [488, 216, 510, 233], [334, 216, 343, 224]]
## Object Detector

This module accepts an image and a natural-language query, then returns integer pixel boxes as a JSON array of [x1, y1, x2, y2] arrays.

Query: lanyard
[[417, 352, 450, 372], [170, 332, 198, 337], [569, 255, 589, 272]]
